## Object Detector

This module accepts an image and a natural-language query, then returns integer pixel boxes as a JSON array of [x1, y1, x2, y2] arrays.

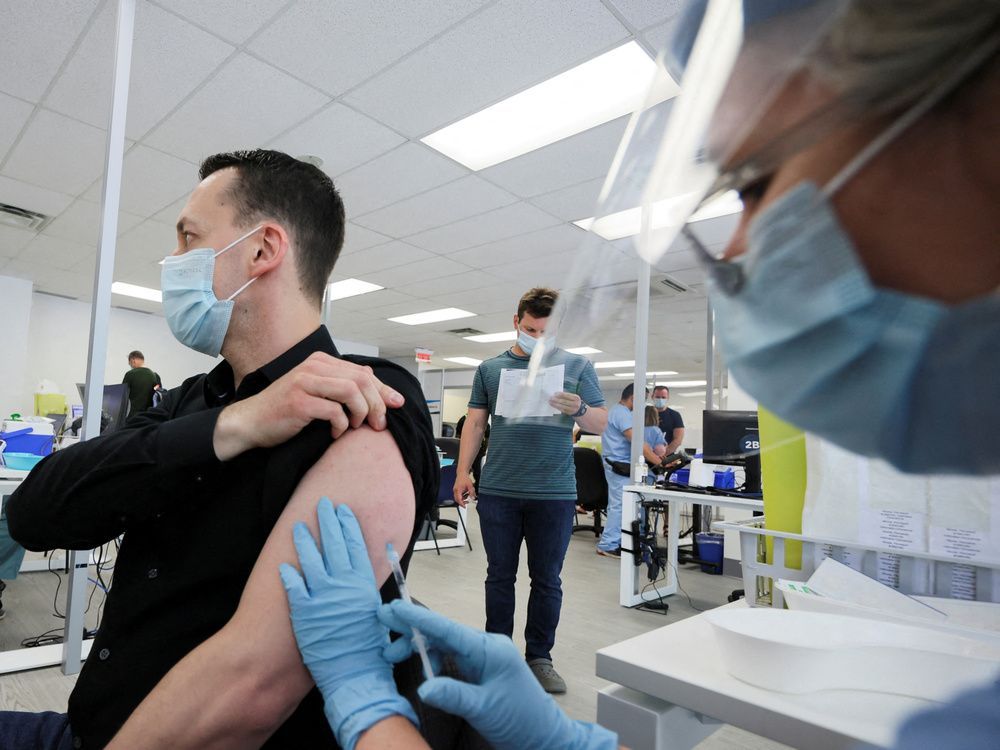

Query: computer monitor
[[702, 410, 761, 493], [76, 382, 131, 433]]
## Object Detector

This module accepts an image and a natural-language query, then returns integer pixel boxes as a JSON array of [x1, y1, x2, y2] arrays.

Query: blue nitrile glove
[[378, 600, 618, 750], [279, 499, 418, 750]]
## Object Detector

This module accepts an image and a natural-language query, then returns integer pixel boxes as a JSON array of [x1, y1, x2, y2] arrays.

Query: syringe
[[386, 543, 434, 681]]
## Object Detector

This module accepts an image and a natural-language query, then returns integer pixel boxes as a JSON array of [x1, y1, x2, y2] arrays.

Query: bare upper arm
[[226, 425, 416, 696]]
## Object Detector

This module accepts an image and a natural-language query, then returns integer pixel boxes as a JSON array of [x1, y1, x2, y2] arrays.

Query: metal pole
[[704, 303, 715, 411], [64, 0, 135, 675], [630, 256, 651, 480]]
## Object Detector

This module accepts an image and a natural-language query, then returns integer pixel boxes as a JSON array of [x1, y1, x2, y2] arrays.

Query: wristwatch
[[570, 401, 588, 418]]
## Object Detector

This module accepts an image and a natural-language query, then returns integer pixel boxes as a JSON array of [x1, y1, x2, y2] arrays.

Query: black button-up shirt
[[7, 326, 438, 748]]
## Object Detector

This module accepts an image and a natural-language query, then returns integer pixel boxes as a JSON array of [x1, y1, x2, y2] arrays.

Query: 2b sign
[[741, 433, 760, 453]]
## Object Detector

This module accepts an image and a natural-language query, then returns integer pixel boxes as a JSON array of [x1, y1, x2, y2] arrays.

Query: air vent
[[659, 275, 689, 293], [0, 202, 51, 232], [447, 327, 484, 335]]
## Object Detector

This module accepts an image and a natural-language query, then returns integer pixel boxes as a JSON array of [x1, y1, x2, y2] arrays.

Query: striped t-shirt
[[470, 348, 604, 500]]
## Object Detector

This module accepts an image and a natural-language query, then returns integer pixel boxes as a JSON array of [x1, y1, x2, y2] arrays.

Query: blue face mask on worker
[[161, 226, 264, 358], [516, 328, 538, 355], [653, 398, 668, 409], [707, 142, 1000, 476]]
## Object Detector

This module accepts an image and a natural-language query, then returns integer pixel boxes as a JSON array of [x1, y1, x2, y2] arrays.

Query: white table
[[619, 486, 764, 608], [596, 601, 926, 750]]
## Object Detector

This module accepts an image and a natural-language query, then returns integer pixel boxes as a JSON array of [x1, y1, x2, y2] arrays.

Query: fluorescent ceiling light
[[111, 281, 161, 302], [565, 346, 602, 355], [594, 360, 635, 369], [613, 370, 682, 378], [388, 307, 476, 326], [444, 357, 482, 367], [327, 278, 383, 300], [659, 380, 708, 388], [574, 190, 742, 241], [422, 42, 669, 170], [463, 330, 517, 343]]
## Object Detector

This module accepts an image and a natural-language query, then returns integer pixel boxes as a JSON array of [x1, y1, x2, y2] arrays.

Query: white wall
[[2, 280, 379, 416], [0, 275, 33, 419]]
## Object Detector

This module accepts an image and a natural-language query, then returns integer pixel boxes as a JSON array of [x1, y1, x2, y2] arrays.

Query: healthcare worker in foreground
[[278, 1, 999, 748]]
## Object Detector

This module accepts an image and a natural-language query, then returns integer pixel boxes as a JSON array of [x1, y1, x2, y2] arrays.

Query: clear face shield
[[508, 0, 999, 421], [507, 0, 852, 415]]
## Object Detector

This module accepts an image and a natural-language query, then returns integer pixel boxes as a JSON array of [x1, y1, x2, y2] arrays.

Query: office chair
[[426, 463, 473, 555], [440, 423, 456, 438], [434, 437, 460, 461], [572, 446, 608, 536]]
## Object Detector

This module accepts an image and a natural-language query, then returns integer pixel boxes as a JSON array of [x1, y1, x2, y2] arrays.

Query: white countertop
[[596, 601, 930, 749]]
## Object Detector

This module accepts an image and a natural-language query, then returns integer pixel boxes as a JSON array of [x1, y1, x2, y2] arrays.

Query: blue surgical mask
[[161, 226, 263, 357], [653, 398, 669, 409], [516, 329, 538, 355], [709, 183, 1000, 475]]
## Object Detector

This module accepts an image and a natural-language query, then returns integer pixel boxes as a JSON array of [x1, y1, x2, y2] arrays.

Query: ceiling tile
[[0, 225, 38, 257], [5, 258, 94, 299], [449, 224, 587, 269], [85, 145, 199, 215], [480, 116, 627, 198], [268, 104, 405, 178], [113, 254, 163, 289], [16, 234, 95, 270], [248, 0, 489, 96], [331, 241, 434, 277], [0, 175, 75, 217], [328, 288, 419, 313], [345, 0, 629, 136], [159, 0, 290, 45], [405, 201, 560, 254], [529, 177, 604, 222], [603, 0, 685, 31], [143, 53, 330, 164], [391, 269, 502, 299], [336, 143, 467, 218], [41, 200, 145, 243], [425, 283, 526, 314], [354, 176, 516, 238], [0, 92, 34, 161], [341, 223, 391, 256], [365, 255, 472, 289], [2, 108, 108, 195], [45, 1, 234, 139], [152, 194, 188, 225], [117, 219, 177, 265], [0, 1, 98, 102]]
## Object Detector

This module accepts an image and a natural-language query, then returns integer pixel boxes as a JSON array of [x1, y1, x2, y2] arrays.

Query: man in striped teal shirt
[[453, 287, 607, 694]]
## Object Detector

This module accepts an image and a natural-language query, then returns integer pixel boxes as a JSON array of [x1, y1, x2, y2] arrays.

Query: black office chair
[[434, 437, 460, 461], [572, 447, 607, 536], [440, 423, 456, 438], [425, 464, 473, 554]]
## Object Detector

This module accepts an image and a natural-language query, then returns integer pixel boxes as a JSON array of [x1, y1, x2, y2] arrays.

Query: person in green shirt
[[122, 350, 162, 416]]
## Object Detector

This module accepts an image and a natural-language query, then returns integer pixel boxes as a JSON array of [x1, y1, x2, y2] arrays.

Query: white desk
[[620, 486, 763, 608], [596, 601, 925, 750]]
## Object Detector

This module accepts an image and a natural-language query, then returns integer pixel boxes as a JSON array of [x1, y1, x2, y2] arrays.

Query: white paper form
[[495, 364, 565, 418]]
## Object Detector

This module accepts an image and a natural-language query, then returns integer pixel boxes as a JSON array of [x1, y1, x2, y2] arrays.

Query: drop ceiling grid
[[343, 0, 632, 138]]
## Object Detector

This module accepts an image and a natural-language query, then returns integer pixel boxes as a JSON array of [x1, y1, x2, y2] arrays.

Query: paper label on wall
[[495, 365, 564, 418]]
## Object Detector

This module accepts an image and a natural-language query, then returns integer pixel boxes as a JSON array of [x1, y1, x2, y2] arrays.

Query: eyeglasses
[[683, 225, 744, 295]]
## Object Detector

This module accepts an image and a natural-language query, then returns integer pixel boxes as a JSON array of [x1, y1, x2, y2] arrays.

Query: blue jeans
[[0, 711, 74, 749], [476, 494, 575, 661], [598, 466, 631, 552]]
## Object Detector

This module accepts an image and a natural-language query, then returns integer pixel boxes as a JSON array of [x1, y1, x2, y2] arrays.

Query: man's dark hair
[[199, 149, 345, 308], [653, 385, 670, 396], [621, 383, 649, 401], [128, 350, 144, 361], [517, 287, 558, 320]]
